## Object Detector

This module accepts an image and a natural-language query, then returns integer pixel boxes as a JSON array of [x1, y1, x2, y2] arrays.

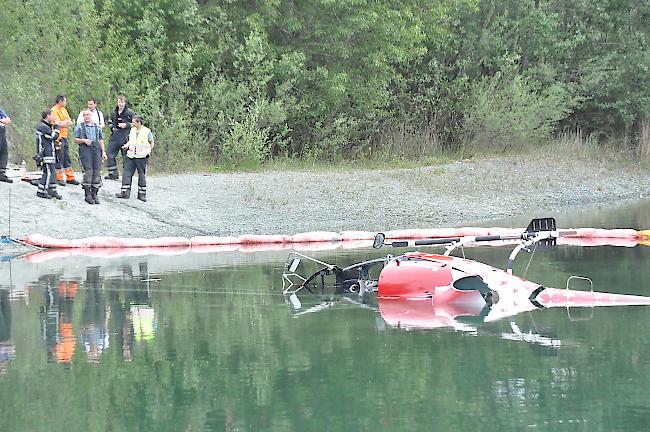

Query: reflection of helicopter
[[282, 218, 650, 344]]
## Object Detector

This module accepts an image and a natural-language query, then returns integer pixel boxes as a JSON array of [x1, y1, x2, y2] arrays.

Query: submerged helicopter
[[281, 218, 650, 336]]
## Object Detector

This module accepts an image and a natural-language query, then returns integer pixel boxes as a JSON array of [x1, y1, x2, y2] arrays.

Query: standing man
[[74, 110, 107, 205], [115, 115, 154, 202], [51, 95, 79, 186], [35, 109, 63, 199], [106, 95, 135, 180], [0, 106, 12, 183], [76, 97, 105, 128]]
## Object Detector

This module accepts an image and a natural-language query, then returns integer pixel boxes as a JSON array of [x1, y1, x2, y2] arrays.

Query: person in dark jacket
[[105, 95, 135, 180], [0, 106, 12, 183], [35, 109, 63, 199]]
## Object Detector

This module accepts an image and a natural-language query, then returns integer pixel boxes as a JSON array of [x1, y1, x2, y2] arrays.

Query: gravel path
[[1, 157, 649, 240]]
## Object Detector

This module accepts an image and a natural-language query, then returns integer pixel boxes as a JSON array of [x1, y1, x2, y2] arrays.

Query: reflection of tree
[[0, 289, 15, 377], [39, 274, 77, 365]]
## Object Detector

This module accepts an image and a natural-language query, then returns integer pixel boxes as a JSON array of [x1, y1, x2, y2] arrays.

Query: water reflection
[[286, 289, 566, 351], [0, 236, 649, 430], [31, 262, 157, 366], [79, 267, 109, 363], [0, 289, 15, 377], [40, 274, 77, 364], [130, 262, 157, 344], [107, 265, 137, 362]]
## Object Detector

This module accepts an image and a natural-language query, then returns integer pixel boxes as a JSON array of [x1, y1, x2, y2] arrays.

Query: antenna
[[7, 182, 11, 238]]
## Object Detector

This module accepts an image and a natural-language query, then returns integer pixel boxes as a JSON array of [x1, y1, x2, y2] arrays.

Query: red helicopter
[[282, 218, 650, 333]]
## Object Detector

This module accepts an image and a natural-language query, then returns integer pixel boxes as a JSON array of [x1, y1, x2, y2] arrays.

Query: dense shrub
[[1, 0, 649, 169], [462, 72, 575, 153]]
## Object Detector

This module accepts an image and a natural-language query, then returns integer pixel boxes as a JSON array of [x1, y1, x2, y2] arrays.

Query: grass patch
[[540, 130, 639, 169], [149, 129, 646, 175]]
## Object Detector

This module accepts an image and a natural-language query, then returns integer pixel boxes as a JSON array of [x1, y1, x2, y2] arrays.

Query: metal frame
[[565, 275, 595, 321], [282, 251, 388, 296]]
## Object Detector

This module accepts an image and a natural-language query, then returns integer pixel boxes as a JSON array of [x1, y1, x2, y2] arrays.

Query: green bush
[[220, 105, 270, 168], [462, 72, 575, 154], [2, 0, 649, 170]]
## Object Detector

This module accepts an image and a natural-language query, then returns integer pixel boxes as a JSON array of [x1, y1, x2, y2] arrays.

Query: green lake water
[[2, 200, 650, 431]]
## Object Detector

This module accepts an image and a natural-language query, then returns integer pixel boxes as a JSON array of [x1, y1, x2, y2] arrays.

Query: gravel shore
[[1, 157, 649, 241]]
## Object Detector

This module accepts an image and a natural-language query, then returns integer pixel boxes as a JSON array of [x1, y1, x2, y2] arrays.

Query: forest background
[[0, 0, 649, 171]]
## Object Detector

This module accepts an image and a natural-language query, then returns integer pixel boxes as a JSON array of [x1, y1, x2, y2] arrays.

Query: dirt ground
[[1, 157, 649, 242]]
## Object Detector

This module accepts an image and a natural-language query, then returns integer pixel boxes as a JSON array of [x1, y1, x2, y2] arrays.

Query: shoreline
[[1, 157, 649, 243]]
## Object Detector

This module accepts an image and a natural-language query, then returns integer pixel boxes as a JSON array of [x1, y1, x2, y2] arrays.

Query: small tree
[[462, 70, 575, 153]]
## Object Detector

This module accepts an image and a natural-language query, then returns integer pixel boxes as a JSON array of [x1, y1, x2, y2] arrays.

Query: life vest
[[126, 126, 152, 158]]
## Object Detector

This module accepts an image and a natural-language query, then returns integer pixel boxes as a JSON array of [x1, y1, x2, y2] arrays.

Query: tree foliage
[[0, 0, 649, 168]]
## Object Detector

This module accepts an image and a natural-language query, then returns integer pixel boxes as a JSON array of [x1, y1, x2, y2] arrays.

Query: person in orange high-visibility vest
[[51, 94, 79, 186]]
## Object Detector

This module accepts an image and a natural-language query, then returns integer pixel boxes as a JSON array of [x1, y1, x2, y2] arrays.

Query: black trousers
[[54, 138, 72, 171], [37, 162, 57, 194], [121, 157, 147, 195], [0, 126, 7, 175], [79, 144, 102, 189], [106, 138, 127, 177]]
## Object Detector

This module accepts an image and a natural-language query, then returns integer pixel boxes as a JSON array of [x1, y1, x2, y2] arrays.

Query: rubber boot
[[37, 191, 51, 199], [84, 187, 94, 204], [137, 191, 147, 202], [115, 190, 130, 199], [91, 186, 100, 204], [48, 189, 63, 200]]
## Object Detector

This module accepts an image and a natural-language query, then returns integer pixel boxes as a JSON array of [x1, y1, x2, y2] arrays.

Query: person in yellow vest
[[115, 115, 154, 202], [51, 95, 79, 186]]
